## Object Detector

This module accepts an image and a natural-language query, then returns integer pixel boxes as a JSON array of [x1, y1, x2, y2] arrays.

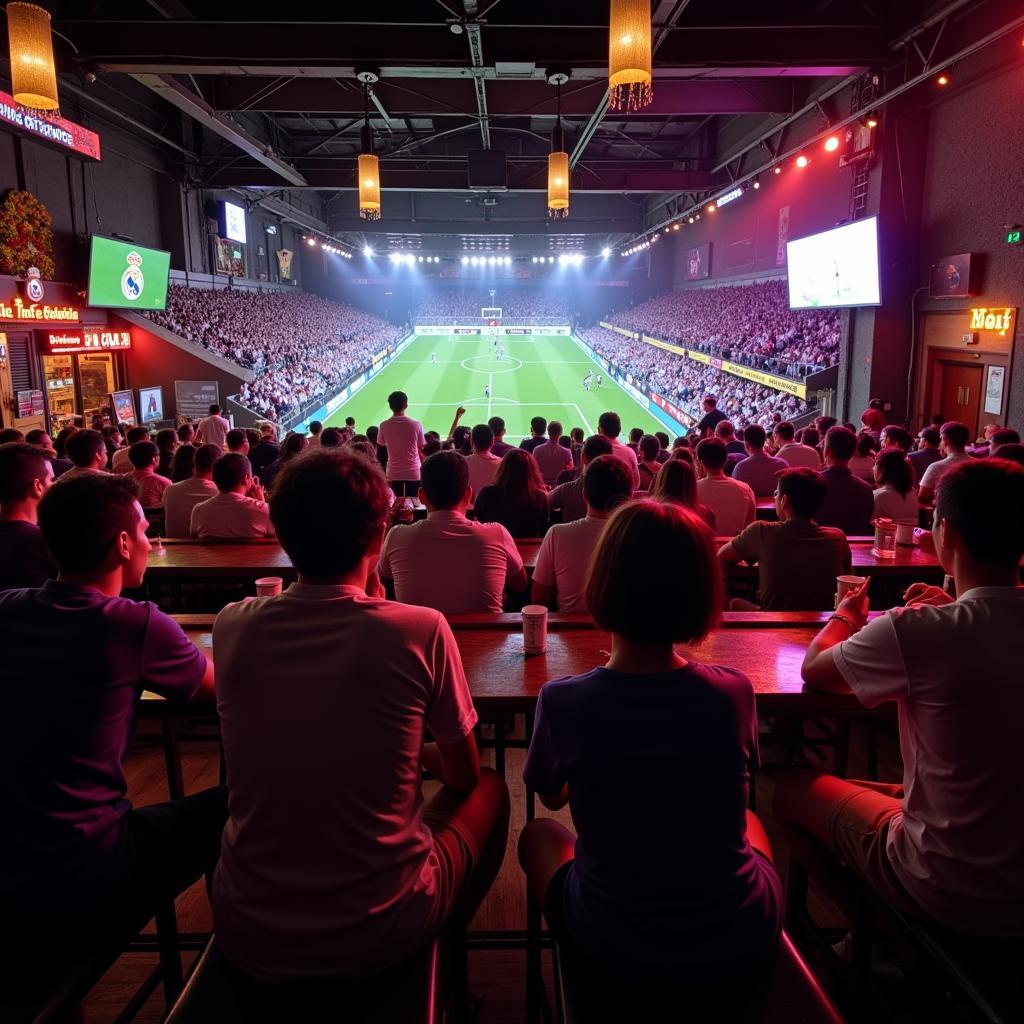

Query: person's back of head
[[714, 420, 735, 441], [875, 449, 913, 496], [421, 450, 469, 510], [169, 444, 195, 483], [0, 428, 24, 444], [530, 415, 547, 437], [226, 428, 246, 451], [67, 429, 106, 469], [650, 457, 698, 507], [598, 411, 621, 440], [25, 428, 49, 447], [282, 433, 307, 457], [672, 435, 690, 450], [155, 428, 177, 453], [488, 415, 506, 439], [193, 443, 220, 477], [585, 500, 721, 645], [777, 467, 828, 519], [471, 423, 494, 453], [320, 427, 343, 448], [940, 420, 970, 453], [38, 472, 142, 577], [129, 440, 158, 471], [177, 422, 194, 444], [935, 459, 1024, 569], [744, 424, 767, 451], [918, 427, 941, 449], [208, 404, 221, 417], [126, 426, 149, 446], [990, 443, 1024, 468], [308, 420, 323, 436], [628, 428, 644, 445], [212, 453, 251, 494], [365, 425, 379, 445], [345, 417, 356, 429], [991, 428, 1020, 450], [451, 425, 471, 454], [800, 426, 820, 450], [703, 396, 717, 411], [638, 434, 660, 463], [816, 416, 838, 435], [881, 426, 912, 452], [824, 426, 857, 464], [387, 390, 408, 414], [856, 432, 877, 458], [774, 421, 795, 444], [669, 447, 694, 466], [245, 428, 261, 448], [582, 454, 632, 513], [581, 434, 613, 466], [696, 437, 728, 473], [0, 442, 52, 507], [547, 420, 563, 441], [270, 450, 389, 577], [655, 431, 669, 451]]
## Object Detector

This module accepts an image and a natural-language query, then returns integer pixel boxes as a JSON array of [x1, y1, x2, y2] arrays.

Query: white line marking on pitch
[[487, 371, 493, 420], [573, 404, 594, 435]]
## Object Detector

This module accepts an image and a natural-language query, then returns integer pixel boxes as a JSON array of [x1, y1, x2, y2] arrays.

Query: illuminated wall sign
[[0, 296, 79, 322], [714, 186, 744, 208], [969, 307, 1015, 337], [0, 89, 101, 161], [37, 328, 131, 354]]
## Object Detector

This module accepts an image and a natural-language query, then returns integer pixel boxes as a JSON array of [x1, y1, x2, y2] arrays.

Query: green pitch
[[323, 333, 672, 441]]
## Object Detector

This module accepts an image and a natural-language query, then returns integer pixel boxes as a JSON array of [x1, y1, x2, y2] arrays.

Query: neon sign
[[0, 90, 101, 161], [969, 307, 1015, 337], [715, 186, 744, 208], [38, 328, 132, 354]]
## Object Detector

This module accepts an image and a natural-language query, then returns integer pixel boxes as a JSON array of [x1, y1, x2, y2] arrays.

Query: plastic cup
[[255, 576, 283, 598], [835, 575, 868, 607], [896, 523, 916, 546], [522, 604, 548, 655], [872, 517, 897, 559]]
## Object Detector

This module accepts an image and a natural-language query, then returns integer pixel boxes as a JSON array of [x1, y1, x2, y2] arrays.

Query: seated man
[[732, 425, 787, 497], [719, 468, 851, 610], [696, 437, 756, 537], [212, 449, 509, 981], [918, 420, 973, 505], [548, 435, 613, 524], [533, 420, 574, 487], [128, 440, 172, 509], [532, 455, 633, 613], [0, 442, 55, 590], [816, 426, 875, 536], [775, 459, 1024, 938], [773, 421, 820, 469], [225, 428, 250, 456], [190, 453, 273, 539], [25, 428, 73, 478], [162, 443, 220, 538], [0, 473, 222, 952], [64, 428, 109, 477], [598, 411, 641, 489], [112, 426, 149, 473], [378, 450, 527, 614], [714, 420, 747, 456], [465, 423, 502, 496]]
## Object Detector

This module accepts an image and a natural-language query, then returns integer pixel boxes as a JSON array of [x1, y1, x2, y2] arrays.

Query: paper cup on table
[[255, 576, 283, 598], [835, 575, 868, 607], [522, 604, 548, 655], [896, 523, 916, 546]]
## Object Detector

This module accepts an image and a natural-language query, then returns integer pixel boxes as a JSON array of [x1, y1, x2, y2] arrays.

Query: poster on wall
[[685, 243, 711, 281], [215, 237, 245, 276], [776, 206, 791, 266], [276, 248, 293, 281], [174, 380, 220, 422], [110, 390, 137, 427], [984, 365, 1005, 416]]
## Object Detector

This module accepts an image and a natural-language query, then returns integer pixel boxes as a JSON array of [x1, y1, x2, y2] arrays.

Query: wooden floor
[[79, 719, 893, 1023]]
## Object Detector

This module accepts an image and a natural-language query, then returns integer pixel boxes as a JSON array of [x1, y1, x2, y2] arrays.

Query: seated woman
[[519, 501, 782, 1000], [849, 432, 878, 482], [635, 435, 662, 492], [649, 457, 716, 531], [474, 448, 549, 537], [872, 449, 919, 524]]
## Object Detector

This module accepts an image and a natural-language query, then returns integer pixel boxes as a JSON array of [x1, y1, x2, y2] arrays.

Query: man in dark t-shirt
[[697, 396, 728, 436], [0, 443, 56, 590], [0, 472, 225, 947], [520, 416, 548, 454]]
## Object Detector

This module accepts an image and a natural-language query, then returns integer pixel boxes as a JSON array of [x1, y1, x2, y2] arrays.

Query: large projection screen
[[786, 217, 881, 309]]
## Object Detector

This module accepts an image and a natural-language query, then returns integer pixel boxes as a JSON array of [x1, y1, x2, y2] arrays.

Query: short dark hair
[[177, 423, 194, 442], [744, 424, 767, 449], [388, 391, 408, 413], [530, 416, 547, 436], [992, 443, 1024, 468], [548, 420, 563, 439], [582, 454, 633, 512], [212, 453, 251, 491], [0, 442, 50, 502], [245, 429, 261, 448], [0, 428, 25, 444], [582, 434, 614, 463], [585, 501, 721, 644], [471, 423, 494, 452], [345, 417, 356, 428], [128, 440, 158, 470], [875, 450, 914, 496], [882, 426, 913, 451], [271, 451, 390, 576], [935, 459, 1024, 567], [800, 427, 820, 449], [226, 428, 246, 450], [66, 429, 105, 468], [655, 431, 669, 449], [940, 420, 970, 449], [703, 396, 717, 409], [126, 426, 149, 445], [991, 428, 1021, 448], [38, 473, 141, 574], [816, 416, 838, 434], [169, 444, 195, 482], [208, 404, 221, 415], [778, 467, 828, 518], [774, 421, 795, 442], [919, 427, 941, 447], [639, 435, 660, 461], [714, 420, 735, 440], [629, 428, 644, 444], [598, 411, 621, 438], [194, 443, 221, 474], [155, 428, 177, 453], [421, 450, 469, 509], [488, 416, 505, 436], [824, 425, 857, 462], [309, 420, 323, 435], [696, 437, 727, 471], [25, 428, 49, 446], [321, 427, 343, 448]]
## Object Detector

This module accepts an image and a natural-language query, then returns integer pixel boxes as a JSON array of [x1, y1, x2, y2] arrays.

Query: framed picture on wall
[[984, 365, 1005, 416]]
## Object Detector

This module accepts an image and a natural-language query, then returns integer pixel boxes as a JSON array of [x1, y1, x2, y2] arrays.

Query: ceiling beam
[[462, 1, 491, 148], [326, 217, 639, 236]]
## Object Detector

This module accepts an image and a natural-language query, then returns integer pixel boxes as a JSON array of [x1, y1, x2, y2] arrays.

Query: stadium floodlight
[[557, 254, 567, 266], [548, 255, 555, 263], [572, 253, 584, 266], [601, 247, 611, 257], [504, 256, 512, 265], [461, 255, 469, 265], [363, 245, 374, 257], [417, 255, 424, 262], [389, 252, 402, 264], [405, 254, 415, 266], [488, 256, 496, 265]]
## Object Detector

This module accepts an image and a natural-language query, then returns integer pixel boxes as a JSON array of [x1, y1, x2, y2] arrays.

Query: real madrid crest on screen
[[121, 250, 144, 302], [23, 266, 44, 302]]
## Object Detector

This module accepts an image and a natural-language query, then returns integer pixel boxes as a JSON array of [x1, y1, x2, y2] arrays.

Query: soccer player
[[431, 352, 437, 364], [583, 371, 593, 392], [596, 374, 603, 389], [484, 385, 491, 400]]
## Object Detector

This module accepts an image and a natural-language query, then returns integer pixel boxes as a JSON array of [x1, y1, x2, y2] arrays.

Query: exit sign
[[1007, 228, 1022, 245]]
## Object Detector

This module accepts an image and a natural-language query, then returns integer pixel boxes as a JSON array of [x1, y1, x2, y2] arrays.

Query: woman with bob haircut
[[872, 449, 919, 525], [473, 448, 549, 538], [519, 500, 781, 1004]]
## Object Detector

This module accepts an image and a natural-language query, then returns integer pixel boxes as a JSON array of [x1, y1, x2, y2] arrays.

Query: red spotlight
[[795, 154, 809, 168], [937, 73, 950, 86], [824, 135, 840, 153]]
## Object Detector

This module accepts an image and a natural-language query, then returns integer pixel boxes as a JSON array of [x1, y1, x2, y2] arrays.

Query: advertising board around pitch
[[86, 235, 172, 311]]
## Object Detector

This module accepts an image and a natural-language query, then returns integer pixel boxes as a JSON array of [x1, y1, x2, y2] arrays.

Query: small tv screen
[[87, 235, 171, 311], [110, 389, 137, 427], [221, 200, 247, 244], [786, 217, 881, 309], [139, 385, 164, 424]]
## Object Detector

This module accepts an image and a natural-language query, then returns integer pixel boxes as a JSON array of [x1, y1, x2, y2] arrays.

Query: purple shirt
[[0, 520, 55, 590], [524, 663, 781, 982], [818, 466, 875, 535], [0, 582, 205, 913]]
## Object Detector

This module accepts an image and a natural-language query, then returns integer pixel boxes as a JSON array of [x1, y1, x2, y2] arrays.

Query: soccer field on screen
[[322, 333, 671, 441]]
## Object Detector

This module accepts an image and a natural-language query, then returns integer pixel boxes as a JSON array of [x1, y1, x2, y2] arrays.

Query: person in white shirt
[[465, 423, 503, 496], [696, 437, 756, 537], [112, 426, 148, 473], [776, 459, 1024, 938], [162, 444, 220, 537], [918, 420, 973, 504], [872, 450, 919, 525], [377, 390, 426, 498], [597, 411, 640, 489], [190, 453, 274, 539], [378, 451, 527, 614], [772, 421, 820, 470], [532, 454, 633, 612], [306, 421, 323, 448], [532, 421, 574, 487], [196, 404, 231, 450], [212, 448, 510, 982]]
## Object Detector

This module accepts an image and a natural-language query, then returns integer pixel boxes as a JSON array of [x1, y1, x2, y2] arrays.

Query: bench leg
[[154, 901, 183, 1006], [161, 720, 185, 801]]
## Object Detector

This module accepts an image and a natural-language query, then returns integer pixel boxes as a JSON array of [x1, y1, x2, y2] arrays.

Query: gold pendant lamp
[[547, 70, 570, 219], [7, 2, 60, 113], [357, 70, 381, 221], [608, 0, 653, 112]]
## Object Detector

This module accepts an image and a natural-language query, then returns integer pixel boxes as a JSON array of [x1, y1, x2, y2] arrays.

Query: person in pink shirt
[[127, 441, 172, 509], [190, 454, 273, 539], [465, 423, 502, 496], [212, 449, 510, 982], [377, 390, 426, 497], [775, 459, 1024, 938], [532, 421, 574, 487], [597, 412, 640, 489]]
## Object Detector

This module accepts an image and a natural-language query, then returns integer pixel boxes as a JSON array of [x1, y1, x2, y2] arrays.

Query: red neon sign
[[0, 90, 101, 161]]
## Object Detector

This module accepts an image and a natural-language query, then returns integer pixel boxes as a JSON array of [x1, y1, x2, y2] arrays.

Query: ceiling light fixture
[[6, 2, 59, 112], [608, 0, 653, 111], [357, 69, 382, 221]]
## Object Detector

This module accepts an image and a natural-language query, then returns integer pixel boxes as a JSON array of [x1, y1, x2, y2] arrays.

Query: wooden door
[[937, 362, 982, 435]]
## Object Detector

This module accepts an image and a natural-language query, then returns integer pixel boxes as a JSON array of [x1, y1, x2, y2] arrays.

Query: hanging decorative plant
[[0, 189, 55, 279]]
